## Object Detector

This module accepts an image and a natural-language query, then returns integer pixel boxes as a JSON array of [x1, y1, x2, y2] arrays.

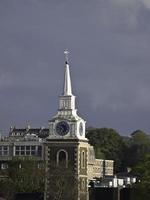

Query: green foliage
[[0, 157, 45, 199], [131, 130, 150, 145], [0, 178, 15, 200], [132, 154, 150, 200], [125, 130, 150, 167], [7, 157, 45, 193], [87, 128, 125, 171], [87, 128, 150, 172], [47, 164, 78, 200], [87, 127, 150, 199]]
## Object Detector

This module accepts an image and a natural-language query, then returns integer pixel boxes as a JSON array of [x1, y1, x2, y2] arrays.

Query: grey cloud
[[114, 0, 150, 9], [0, 0, 150, 134]]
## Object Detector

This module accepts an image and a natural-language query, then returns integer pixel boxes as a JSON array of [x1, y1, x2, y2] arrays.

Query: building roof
[[9, 127, 49, 139]]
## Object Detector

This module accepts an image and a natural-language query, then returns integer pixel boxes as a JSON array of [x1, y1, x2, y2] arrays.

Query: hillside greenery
[[87, 128, 150, 200], [87, 128, 150, 170]]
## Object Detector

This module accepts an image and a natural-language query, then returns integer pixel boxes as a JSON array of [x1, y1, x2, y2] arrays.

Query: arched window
[[81, 178, 86, 190], [56, 149, 68, 168], [81, 150, 86, 169]]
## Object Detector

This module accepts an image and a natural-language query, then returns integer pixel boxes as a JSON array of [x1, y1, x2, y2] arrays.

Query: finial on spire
[[64, 49, 69, 64]]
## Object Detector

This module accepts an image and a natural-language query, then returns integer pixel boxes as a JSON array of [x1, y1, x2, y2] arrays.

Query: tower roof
[[63, 50, 72, 95]]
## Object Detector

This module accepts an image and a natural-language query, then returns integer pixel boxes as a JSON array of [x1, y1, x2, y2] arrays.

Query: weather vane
[[64, 49, 69, 64]]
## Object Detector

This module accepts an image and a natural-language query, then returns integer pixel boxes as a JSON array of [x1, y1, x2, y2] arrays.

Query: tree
[[7, 157, 45, 193], [125, 130, 150, 167], [87, 128, 125, 171], [47, 162, 78, 200], [132, 154, 150, 200], [0, 178, 15, 200], [131, 130, 150, 145]]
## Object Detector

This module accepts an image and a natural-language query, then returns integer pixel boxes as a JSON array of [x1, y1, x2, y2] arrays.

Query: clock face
[[56, 121, 70, 136], [79, 122, 83, 136]]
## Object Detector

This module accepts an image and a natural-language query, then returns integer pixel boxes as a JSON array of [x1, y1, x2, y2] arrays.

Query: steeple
[[58, 50, 76, 112], [63, 50, 72, 96], [48, 50, 86, 141]]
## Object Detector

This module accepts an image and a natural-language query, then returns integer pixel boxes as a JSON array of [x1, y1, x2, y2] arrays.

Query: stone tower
[[45, 51, 89, 200]]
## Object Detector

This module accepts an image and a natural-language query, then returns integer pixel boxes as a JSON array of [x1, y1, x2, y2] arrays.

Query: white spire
[[63, 50, 72, 95]]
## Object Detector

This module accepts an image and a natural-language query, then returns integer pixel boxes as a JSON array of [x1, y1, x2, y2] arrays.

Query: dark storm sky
[[0, 0, 150, 135]]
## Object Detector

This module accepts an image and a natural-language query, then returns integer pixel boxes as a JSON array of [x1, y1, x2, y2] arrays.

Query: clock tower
[[45, 51, 89, 200]]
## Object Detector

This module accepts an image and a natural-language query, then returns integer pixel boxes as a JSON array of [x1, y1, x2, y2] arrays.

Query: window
[[25, 146, 30, 155], [1, 163, 8, 169], [14, 145, 42, 157], [26, 151, 30, 155], [21, 151, 25, 155], [20, 146, 25, 155], [31, 151, 36, 155], [81, 179, 86, 190], [31, 146, 36, 155], [26, 146, 30, 150], [0, 146, 9, 156], [56, 149, 68, 168], [37, 146, 42, 156], [0, 146, 2, 156], [21, 146, 25, 151], [16, 146, 19, 150], [81, 150, 86, 169], [31, 146, 36, 150], [15, 146, 20, 156], [3, 146, 7, 151]]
